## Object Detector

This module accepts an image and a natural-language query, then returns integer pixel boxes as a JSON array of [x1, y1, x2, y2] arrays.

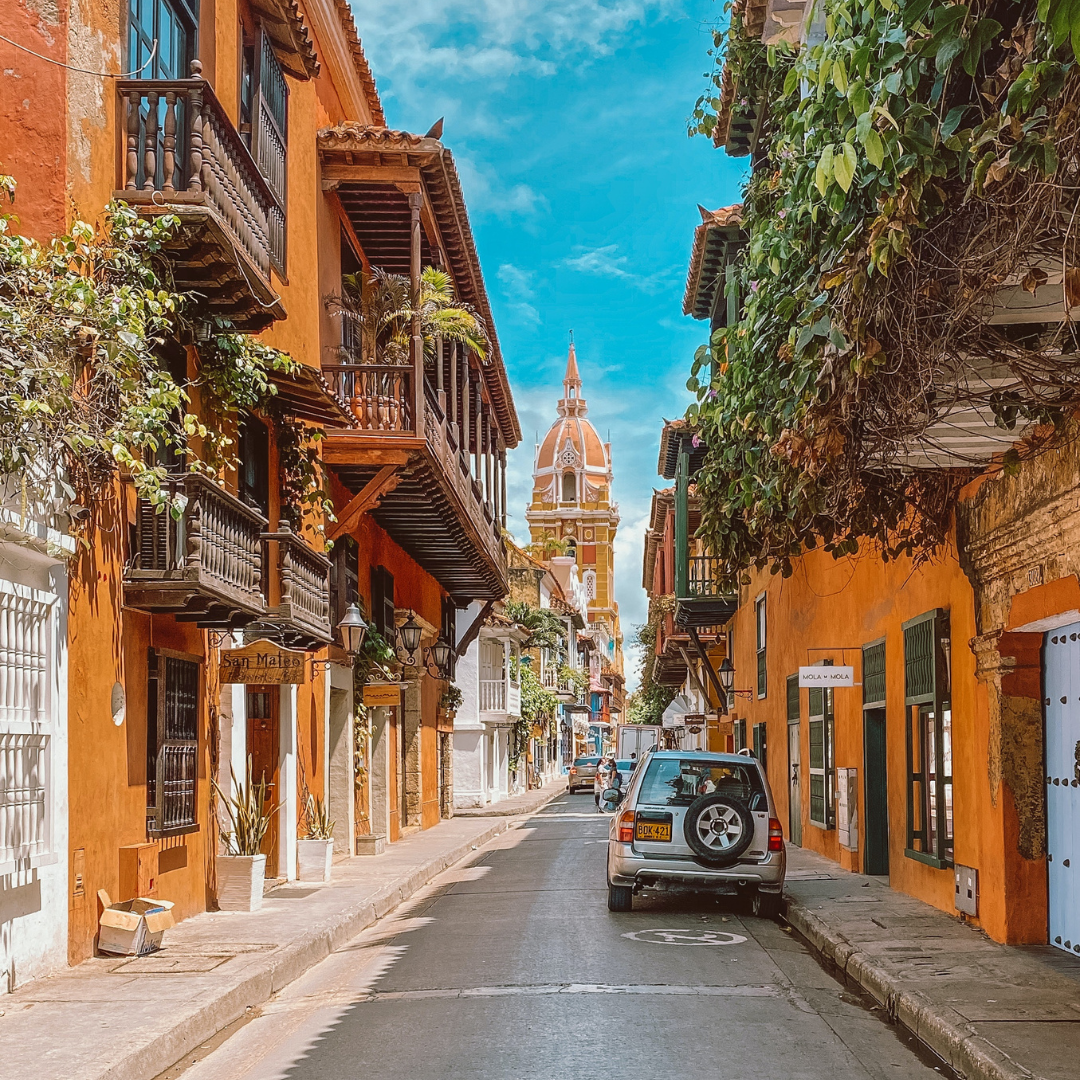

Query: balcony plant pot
[[297, 838, 334, 882], [216, 854, 266, 912]]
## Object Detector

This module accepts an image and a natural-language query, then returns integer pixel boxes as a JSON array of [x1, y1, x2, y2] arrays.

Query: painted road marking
[[622, 928, 748, 946]]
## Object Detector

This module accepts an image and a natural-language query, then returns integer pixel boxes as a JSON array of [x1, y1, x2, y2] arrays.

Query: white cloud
[[497, 263, 540, 325], [354, 1, 678, 85], [454, 154, 549, 224], [562, 244, 676, 294]]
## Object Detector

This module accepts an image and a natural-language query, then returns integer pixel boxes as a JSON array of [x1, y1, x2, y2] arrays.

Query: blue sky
[[354, 0, 746, 687]]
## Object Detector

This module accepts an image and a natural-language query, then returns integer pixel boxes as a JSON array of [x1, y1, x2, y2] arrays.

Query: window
[[562, 472, 576, 502], [330, 536, 359, 643], [370, 566, 395, 641], [755, 594, 767, 698], [0, 582, 57, 872], [129, 0, 196, 80], [147, 650, 200, 836], [238, 416, 270, 518], [786, 673, 800, 725], [808, 686, 835, 828], [903, 610, 953, 867], [441, 598, 457, 680], [638, 758, 765, 808], [753, 722, 767, 770], [733, 718, 747, 752]]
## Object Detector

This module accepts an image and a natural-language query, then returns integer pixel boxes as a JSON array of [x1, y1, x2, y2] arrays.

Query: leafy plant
[[329, 266, 489, 365], [688, 0, 1080, 581], [303, 794, 335, 840], [440, 684, 463, 712], [505, 600, 568, 656], [214, 758, 278, 856]]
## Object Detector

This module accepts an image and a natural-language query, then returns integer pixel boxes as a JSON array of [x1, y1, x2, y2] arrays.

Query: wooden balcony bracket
[[327, 463, 401, 541], [455, 600, 495, 658], [687, 626, 728, 712]]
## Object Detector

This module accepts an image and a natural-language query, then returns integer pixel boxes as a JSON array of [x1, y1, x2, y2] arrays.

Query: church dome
[[534, 343, 611, 496]]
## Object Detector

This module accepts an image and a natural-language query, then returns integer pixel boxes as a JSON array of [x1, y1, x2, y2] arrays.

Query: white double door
[[1045, 623, 1080, 954]]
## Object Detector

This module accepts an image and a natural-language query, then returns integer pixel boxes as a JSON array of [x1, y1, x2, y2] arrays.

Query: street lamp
[[396, 614, 424, 666], [718, 656, 753, 701], [425, 635, 453, 680], [337, 603, 368, 658]]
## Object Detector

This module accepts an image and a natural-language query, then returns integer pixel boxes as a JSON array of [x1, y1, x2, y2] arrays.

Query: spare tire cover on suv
[[682, 794, 755, 867]]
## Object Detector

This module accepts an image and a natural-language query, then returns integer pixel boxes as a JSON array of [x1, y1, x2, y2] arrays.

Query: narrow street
[[168, 796, 950, 1080]]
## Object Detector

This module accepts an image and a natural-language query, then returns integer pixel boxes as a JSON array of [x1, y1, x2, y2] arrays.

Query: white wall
[[0, 540, 69, 993]]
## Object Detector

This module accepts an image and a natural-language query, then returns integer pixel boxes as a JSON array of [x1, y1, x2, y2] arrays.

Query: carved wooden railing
[[324, 364, 414, 432], [116, 61, 285, 279], [686, 555, 727, 598], [128, 473, 267, 611], [479, 679, 506, 712], [262, 523, 333, 644]]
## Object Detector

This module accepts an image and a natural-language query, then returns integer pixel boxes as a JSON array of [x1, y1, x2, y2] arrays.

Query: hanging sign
[[798, 666, 854, 688], [219, 641, 307, 684], [363, 681, 402, 707]]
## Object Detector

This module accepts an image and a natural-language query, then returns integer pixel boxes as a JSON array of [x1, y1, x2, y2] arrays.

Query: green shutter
[[903, 611, 941, 703], [786, 674, 799, 723], [863, 641, 885, 706]]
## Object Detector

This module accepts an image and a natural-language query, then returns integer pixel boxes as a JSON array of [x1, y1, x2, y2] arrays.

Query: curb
[[783, 898, 1035, 1080], [101, 820, 511, 1080], [451, 784, 566, 818]]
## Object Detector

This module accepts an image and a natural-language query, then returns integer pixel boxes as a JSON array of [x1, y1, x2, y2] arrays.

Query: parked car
[[568, 757, 601, 792], [605, 750, 785, 917]]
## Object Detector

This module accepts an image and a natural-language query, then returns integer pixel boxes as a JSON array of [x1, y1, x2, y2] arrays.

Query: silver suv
[[605, 750, 785, 917]]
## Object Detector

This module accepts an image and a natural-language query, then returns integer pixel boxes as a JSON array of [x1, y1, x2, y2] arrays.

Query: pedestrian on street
[[595, 757, 621, 811]]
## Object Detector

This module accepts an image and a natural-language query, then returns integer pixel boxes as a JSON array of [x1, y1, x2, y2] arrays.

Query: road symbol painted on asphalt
[[622, 928, 747, 946]]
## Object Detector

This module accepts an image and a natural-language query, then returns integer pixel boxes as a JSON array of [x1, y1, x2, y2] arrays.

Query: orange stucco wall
[[726, 536, 1046, 944]]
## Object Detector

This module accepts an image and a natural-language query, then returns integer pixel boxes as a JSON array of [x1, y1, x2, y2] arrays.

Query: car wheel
[[607, 883, 633, 912], [752, 890, 782, 920], [682, 794, 755, 867]]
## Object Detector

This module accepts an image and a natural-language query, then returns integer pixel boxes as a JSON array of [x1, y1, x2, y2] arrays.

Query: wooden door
[[787, 722, 802, 847], [246, 686, 279, 878], [862, 707, 890, 876]]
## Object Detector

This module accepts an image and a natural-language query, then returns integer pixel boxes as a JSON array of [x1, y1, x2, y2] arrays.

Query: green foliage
[[354, 625, 398, 685], [214, 757, 278, 856], [0, 186, 326, 524], [504, 600, 569, 657], [688, 0, 1079, 580], [440, 684, 463, 711], [557, 662, 588, 693], [510, 658, 560, 769], [627, 682, 676, 726]]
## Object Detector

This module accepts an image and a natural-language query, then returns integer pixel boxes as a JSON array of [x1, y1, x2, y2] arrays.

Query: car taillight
[[618, 811, 635, 843], [569, 767, 577, 774], [768, 817, 784, 852]]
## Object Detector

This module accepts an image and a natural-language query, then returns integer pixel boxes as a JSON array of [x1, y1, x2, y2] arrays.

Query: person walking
[[594, 757, 622, 812]]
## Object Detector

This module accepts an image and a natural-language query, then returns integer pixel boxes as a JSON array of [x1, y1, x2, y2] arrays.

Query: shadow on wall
[[0, 873, 43, 993]]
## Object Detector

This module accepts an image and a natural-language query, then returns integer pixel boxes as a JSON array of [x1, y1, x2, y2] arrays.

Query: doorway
[[787, 723, 802, 847], [1044, 624, 1080, 954], [246, 686, 279, 878], [863, 707, 890, 875]]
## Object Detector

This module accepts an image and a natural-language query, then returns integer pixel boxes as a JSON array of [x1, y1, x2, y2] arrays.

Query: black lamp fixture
[[425, 635, 453, 680], [338, 603, 368, 658], [396, 613, 424, 666], [718, 656, 753, 701]]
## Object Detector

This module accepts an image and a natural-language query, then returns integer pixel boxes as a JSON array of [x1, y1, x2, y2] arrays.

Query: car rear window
[[615, 760, 635, 773], [574, 757, 600, 766], [638, 758, 764, 807]]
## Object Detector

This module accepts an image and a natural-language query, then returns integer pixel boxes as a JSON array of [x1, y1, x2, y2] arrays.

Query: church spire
[[558, 332, 587, 418]]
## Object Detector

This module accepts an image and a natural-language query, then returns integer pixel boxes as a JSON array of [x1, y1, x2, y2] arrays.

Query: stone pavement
[[0, 803, 556, 1080], [452, 779, 567, 817], [783, 846, 1080, 1080]]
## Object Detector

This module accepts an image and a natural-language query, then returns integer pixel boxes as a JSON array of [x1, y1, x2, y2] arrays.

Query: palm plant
[[329, 266, 488, 366], [303, 794, 335, 841], [214, 757, 278, 857]]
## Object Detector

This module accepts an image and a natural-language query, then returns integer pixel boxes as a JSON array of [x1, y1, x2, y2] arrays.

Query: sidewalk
[[453, 780, 567, 817], [0, 797, 558, 1080], [783, 846, 1080, 1080]]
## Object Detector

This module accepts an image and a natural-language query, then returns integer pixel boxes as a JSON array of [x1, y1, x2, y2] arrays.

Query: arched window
[[565, 538, 577, 559], [583, 570, 596, 599], [562, 471, 576, 502]]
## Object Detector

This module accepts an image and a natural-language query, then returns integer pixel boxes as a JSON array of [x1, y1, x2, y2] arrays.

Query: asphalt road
[[170, 793, 953, 1080]]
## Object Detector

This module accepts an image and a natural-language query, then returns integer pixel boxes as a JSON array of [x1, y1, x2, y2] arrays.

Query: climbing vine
[[688, 0, 1080, 581], [0, 182, 326, 527]]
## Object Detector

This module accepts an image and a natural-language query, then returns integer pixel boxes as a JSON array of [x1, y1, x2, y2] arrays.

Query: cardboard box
[[97, 890, 175, 956]]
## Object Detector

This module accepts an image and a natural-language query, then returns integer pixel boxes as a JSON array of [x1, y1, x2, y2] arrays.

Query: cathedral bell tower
[[526, 340, 622, 672]]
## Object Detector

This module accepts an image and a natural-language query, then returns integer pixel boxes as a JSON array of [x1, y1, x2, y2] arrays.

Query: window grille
[[0, 584, 55, 869], [147, 650, 200, 836]]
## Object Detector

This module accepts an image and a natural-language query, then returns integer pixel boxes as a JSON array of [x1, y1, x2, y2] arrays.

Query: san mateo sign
[[219, 641, 307, 684], [798, 666, 855, 688]]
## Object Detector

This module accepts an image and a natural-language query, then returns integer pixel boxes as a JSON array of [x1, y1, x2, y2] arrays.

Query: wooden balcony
[[246, 523, 333, 650], [125, 474, 268, 627], [115, 63, 286, 333], [323, 371, 507, 602]]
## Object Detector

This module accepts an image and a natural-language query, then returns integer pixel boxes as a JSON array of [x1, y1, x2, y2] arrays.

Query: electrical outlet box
[[955, 863, 978, 916]]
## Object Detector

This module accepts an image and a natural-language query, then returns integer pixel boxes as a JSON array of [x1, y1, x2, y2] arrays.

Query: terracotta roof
[[330, 0, 386, 125], [642, 488, 674, 592], [317, 124, 520, 445], [252, 0, 320, 80], [683, 204, 743, 319], [657, 419, 707, 479]]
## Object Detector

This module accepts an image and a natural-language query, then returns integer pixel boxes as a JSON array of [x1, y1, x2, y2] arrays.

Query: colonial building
[[526, 342, 624, 721], [0, 0, 518, 984]]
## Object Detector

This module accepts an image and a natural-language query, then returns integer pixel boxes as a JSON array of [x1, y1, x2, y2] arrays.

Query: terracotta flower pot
[[216, 854, 266, 911], [297, 838, 334, 882]]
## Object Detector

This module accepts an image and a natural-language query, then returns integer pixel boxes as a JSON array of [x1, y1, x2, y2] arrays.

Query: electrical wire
[[0, 34, 157, 78]]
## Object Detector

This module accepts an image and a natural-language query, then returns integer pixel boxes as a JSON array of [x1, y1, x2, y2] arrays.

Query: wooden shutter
[[371, 566, 395, 640], [148, 650, 200, 836], [755, 595, 767, 698], [441, 597, 457, 679], [808, 686, 835, 828], [786, 674, 799, 724], [753, 722, 767, 769], [863, 640, 886, 707]]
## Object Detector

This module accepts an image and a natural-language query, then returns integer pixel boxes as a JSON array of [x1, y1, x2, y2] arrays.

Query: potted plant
[[213, 758, 276, 912], [439, 684, 462, 722], [297, 795, 335, 882]]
